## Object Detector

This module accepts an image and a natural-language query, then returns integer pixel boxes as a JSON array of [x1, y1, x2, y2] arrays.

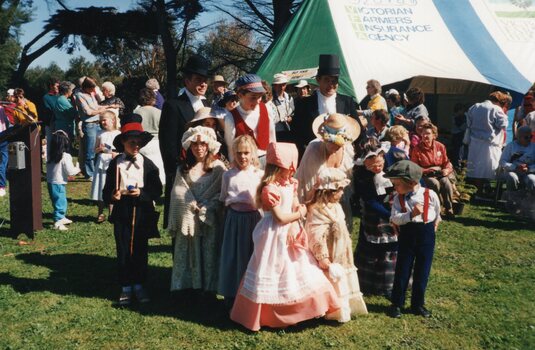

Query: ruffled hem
[[230, 284, 340, 331]]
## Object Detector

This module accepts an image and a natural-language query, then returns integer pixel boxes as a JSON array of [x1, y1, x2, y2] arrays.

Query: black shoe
[[411, 306, 431, 318], [118, 291, 132, 306], [389, 305, 402, 318]]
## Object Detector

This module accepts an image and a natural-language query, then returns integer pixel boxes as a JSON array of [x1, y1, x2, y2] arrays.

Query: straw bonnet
[[315, 167, 350, 190], [181, 126, 221, 154], [312, 113, 361, 146], [186, 107, 222, 127]]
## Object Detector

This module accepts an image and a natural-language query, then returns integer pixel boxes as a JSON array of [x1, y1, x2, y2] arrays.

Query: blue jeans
[[82, 122, 100, 178], [48, 183, 67, 222], [0, 141, 7, 188]]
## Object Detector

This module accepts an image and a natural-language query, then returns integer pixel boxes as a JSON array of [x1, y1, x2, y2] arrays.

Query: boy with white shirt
[[385, 160, 441, 319]]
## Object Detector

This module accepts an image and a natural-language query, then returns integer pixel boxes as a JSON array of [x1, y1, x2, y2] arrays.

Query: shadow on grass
[[0, 252, 345, 332], [0, 252, 242, 330], [40, 212, 97, 224], [147, 244, 172, 254], [68, 198, 95, 206], [455, 204, 535, 231]]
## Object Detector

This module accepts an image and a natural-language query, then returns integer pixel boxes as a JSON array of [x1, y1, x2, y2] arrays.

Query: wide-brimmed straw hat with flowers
[[315, 167, 350, 190], [312, 113, 361, 146], [181, 126, 221, 154]]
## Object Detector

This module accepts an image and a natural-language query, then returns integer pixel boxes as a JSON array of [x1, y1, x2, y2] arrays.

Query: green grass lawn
[[1, 179, 534, 349]]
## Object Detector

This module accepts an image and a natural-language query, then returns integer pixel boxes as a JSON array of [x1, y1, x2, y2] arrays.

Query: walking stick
[[130, 183, 138, 257]]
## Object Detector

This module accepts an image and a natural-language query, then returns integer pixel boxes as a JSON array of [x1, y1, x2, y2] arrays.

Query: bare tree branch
[[243, 0, 274, 31], [214, 5, 273, 39]]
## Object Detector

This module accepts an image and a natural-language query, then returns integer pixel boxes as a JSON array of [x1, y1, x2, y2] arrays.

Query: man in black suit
[[292, 54, 364, 155], [159, 54, 210, 227]]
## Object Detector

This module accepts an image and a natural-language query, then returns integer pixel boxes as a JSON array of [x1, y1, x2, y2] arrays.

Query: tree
[[198, 20, 264, 81], [212, 0, 302, 42], [13, 1, 204, 97], [0, 0, 32, 92]]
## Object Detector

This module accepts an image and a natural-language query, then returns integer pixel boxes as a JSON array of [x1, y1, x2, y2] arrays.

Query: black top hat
[[113, 113, 153, 152], [317, 54, 340, 77], [182, 55, 210, 77]]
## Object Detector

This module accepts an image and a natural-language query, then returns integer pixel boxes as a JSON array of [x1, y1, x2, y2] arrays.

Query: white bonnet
[[181, 126, 221, 154], [315, 167, 350, 190]]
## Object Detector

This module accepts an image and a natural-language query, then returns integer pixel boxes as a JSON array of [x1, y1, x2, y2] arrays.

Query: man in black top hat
[[159, 54, 210, 227], [291, 54, 363, 155]]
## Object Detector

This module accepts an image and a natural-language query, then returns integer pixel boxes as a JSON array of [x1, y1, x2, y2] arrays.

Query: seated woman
[[410, 122, 455, 218], [409, 115, 431, 156]]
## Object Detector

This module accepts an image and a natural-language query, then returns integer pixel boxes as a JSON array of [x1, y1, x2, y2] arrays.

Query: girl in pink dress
[[230, 142, 340, 331]]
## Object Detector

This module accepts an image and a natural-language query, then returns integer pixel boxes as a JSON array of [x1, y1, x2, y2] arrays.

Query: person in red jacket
[[410, 122, 455, 218]]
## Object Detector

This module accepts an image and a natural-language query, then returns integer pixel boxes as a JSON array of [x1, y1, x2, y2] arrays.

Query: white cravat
[[184, 89, 206, 112], [317, 91, 337, 115]]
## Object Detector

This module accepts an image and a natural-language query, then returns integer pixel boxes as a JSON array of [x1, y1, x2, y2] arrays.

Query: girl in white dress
[[90, 111, 121, 223]]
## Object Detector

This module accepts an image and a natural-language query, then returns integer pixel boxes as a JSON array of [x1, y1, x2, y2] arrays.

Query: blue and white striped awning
[[330, 0, 535, 99]]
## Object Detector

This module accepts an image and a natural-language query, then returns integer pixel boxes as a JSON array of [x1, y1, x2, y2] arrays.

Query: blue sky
[[20, 0, 228, 69]]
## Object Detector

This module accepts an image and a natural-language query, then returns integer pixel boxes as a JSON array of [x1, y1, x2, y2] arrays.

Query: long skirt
[[218, 208, 261, 298], [355, 230, 398, 297]]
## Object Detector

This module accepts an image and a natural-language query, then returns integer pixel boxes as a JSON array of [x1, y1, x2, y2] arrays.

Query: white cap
[[295, 79, 309, 88], [272, 73, 289, 85], [7, 89, 14, 96], [385, 89, 399, 97]]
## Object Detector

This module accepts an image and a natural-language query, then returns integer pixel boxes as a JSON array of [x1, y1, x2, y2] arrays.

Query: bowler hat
[[182, 55, 210, 77], [317, 54, 340, 77]]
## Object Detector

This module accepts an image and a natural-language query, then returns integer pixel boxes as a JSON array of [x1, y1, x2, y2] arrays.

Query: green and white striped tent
[[256, 0, 535, 102]]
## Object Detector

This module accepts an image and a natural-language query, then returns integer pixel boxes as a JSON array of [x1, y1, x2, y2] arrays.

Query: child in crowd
[[91, 111, 121, 223], [353, 139, 397, 298], [231, 142, 340, 331], [306, 167, 368, 322], [168, 126, 227, 295], [385, 160, 441, 318], [187, 107, 228, 162], [218, 135, 264, 310], [46, 130, 80, 231], [103, 114, 162, 306], [385, 125, 410, 167]]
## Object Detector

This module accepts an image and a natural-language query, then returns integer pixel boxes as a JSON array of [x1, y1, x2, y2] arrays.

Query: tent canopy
[[256, 0, 535, 102]]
